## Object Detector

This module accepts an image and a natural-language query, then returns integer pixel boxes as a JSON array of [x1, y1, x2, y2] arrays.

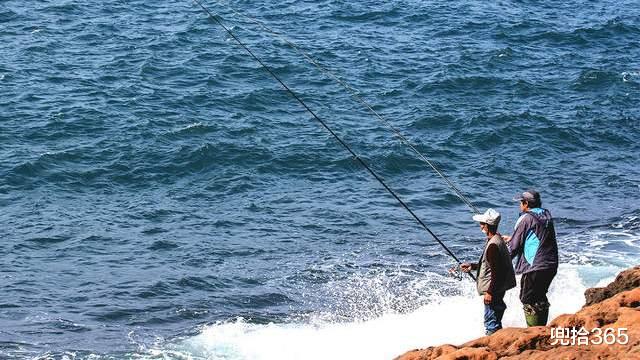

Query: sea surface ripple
[[1, 0, 639, 358]]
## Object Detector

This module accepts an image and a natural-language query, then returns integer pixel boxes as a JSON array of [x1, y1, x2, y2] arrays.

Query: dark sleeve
[[486, 243, 500, 295], [508, 215, 529, 258]]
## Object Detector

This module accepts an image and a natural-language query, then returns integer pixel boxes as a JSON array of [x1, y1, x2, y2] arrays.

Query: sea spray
[[144, 264, 607, 360]]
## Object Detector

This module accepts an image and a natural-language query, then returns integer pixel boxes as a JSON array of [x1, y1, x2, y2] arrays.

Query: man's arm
[[508, 214, 529, 258], [460, 262, 478, 272]]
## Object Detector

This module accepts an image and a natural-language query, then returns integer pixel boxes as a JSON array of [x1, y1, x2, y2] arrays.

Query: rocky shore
[[395, 266, 640, 360]]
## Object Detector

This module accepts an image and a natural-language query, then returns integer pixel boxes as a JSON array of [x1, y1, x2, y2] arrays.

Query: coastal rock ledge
[[395, 266, 640, 360]]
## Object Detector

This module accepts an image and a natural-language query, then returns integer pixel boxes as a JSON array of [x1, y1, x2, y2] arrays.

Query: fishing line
[[208, 0, 480, 215], [192, 0, 475, 281]]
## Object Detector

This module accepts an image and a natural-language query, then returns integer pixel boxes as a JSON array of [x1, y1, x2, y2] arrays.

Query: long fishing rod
[[192, 0, 476, 281], [208, 0, 480, 215]]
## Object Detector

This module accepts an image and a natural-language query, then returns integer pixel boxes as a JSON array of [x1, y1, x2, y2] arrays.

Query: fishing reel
[[447, 264, 463, 281]]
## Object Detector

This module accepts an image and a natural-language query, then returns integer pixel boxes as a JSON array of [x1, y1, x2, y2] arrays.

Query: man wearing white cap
[[460, 208, 516, 335]]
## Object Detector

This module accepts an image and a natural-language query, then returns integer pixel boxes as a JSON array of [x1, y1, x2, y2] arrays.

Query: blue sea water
[[1, 0, 639, 358]]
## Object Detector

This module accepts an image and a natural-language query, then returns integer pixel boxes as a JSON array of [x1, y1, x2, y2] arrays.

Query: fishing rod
[[192, 0, 476, 281], [208, 0, 480, 215]]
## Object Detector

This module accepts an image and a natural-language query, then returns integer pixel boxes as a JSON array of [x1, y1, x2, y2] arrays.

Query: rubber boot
[[523, 302, 550, 326], [524, 304, 538, 327]]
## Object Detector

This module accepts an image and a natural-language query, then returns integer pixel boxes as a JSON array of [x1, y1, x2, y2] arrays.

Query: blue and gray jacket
[[508, 208, 558, 274]]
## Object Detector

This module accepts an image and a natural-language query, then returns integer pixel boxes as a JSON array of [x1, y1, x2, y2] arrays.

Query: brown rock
[[584, 265, 640, 306], [394, 345, 457, 360], [395, 266, 640, 360]]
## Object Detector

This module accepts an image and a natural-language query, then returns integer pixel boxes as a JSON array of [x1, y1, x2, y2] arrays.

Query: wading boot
[[523, 302, 550, 326]]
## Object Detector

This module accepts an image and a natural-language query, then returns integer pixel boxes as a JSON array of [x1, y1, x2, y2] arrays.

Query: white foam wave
[[143, 264, 621, 360], [621, 71, 640, 82], [562, 226, 640, 268]]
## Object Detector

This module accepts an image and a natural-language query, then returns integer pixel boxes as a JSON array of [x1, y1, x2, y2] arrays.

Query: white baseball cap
[[472, 208, 501, 226]]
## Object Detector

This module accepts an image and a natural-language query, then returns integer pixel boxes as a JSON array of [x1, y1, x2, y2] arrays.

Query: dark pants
[[519, 269, 556, 304], [520, 269, 556, 326], [484, 291, 506, 335]]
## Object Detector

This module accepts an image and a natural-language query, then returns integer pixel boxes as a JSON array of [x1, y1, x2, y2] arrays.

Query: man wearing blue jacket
[[503, 190, 558, 327]]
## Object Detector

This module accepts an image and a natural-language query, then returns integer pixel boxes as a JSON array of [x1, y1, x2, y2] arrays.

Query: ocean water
[[1, 0, 639, 359]]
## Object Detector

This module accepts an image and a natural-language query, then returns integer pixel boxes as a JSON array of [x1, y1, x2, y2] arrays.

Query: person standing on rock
[[502, 190, 559, 327], [460, 208, 516, 335]]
